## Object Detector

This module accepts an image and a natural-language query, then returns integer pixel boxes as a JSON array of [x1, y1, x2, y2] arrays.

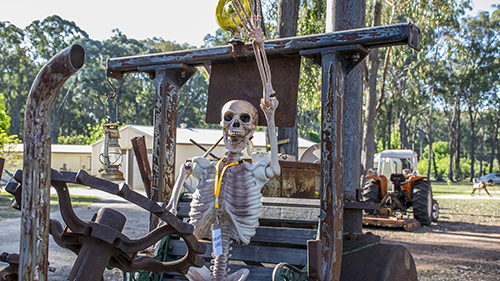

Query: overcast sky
[[0, 0, 497, 47]]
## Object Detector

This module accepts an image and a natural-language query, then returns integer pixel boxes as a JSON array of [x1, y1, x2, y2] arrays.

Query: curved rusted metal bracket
[[8, 169, 206, 280]]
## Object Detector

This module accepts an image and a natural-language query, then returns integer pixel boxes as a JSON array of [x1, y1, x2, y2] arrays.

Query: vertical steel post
[[319, 48, 347, 281], [21, 44, 85, 281], [327, 0, 366, 233], [150, 65, 196, 230]]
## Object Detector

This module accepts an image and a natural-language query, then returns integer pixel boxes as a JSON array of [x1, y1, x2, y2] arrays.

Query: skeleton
[[166, 1, 279, 280]]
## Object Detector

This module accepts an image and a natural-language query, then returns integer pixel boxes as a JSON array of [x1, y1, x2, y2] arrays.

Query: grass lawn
[[0, 191, 98, 221], [430, 181, 500, 196]]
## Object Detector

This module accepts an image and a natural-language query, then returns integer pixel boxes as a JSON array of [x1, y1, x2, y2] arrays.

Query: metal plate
[[206, 55, 301, 127]]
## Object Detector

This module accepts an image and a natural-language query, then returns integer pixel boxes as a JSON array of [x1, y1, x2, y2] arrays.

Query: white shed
[[91, 125, 317, 191]]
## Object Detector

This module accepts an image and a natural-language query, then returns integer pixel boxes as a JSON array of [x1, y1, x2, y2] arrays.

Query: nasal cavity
[[233, 121, 240, 128]]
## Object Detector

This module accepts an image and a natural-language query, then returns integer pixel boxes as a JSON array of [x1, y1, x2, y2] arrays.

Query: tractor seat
[[390, 174, 406, 184]]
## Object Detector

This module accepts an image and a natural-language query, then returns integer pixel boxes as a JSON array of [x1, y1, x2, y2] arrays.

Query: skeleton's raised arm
[[232, 0, 280, 178]]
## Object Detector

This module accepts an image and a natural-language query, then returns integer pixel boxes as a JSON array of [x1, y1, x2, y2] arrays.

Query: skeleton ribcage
[[189, 162, 263, 244]]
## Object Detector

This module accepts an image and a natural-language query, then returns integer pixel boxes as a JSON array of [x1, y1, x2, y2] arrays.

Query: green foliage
[[415, 140, 493, 181], [57, 122, 104, 145], [308, 131, 320, 143], [0, 93, 18, 149], [203, 28, 233, 47], [418, 141, 449, 180]]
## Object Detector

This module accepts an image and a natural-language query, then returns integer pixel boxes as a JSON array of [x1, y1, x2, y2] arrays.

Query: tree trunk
[[400, 115, 409, 149], [448, 126, 455, 181], [447, 92, 459, 181], [361, 0, 382, 176], [387, 102, 392, 149], [489, 101, 500, 173], [52, 108, 58, 144], [432, 144, 438, 179], [479, 130, 485, 176], [455, 107, 461, 179], [7, 74, 25, 139], [5, 86, 16, 136], [277, 0, 300, 158], [427, 83, 435, 179], [469, 105, 476, 181]]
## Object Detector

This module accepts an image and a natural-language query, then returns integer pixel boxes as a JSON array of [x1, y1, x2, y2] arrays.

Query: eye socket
[[240, 114, 251, 123], [224, 114, 233, 122]]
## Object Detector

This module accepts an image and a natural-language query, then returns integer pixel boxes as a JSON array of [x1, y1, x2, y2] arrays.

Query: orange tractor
[[362, 150, 439, 229]]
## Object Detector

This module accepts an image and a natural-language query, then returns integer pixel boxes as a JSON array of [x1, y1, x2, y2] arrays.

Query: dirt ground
[[364, 194, 500, 281], [1, 189, 498, 280]]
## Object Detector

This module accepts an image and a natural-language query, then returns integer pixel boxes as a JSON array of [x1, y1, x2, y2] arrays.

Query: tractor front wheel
[[412, 180, 434, 225], [431, 199, 439, 222]]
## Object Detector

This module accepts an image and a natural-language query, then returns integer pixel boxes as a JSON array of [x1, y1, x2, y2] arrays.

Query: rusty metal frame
[[106, 23, 420, 281], [8, 168, 206, 280], [107, 23, 419, 78]]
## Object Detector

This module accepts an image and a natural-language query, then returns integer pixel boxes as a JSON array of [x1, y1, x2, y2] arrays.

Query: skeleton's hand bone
[[231, 0, 263, 40]]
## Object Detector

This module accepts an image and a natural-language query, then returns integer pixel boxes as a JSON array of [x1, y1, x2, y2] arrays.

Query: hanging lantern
[[99, 123, 124, 181], [98, 78, 125, 181]]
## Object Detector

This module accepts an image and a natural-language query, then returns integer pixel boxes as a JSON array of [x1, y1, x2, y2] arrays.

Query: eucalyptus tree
[[295, 0, 325, 140], [363, 0, 471, 180], [451, 9, 500, 181], [0, 21, 33, 140], [485, 7, 500, 174]]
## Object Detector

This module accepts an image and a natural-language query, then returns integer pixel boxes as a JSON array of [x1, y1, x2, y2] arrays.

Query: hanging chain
[[104, 77, 119, 123], [105, 76, 117, 98]]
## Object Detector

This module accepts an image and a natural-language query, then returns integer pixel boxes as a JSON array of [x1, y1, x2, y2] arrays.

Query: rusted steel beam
[[330, 0, 365, 203], [131, 136, 152, 198], [319, 48, 345, 281], [106, 23, 420, 78], [150, 64, 196, 231], [330, 0, 366, 239], [301, 44, 366, 281], [21, 44, 84, 281]]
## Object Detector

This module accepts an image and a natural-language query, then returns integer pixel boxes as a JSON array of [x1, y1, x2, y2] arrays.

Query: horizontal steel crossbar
[[106, 23, 420, 78]]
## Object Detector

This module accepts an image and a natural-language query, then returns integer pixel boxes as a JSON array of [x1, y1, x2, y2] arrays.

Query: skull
[[220, 100, 258, 154]]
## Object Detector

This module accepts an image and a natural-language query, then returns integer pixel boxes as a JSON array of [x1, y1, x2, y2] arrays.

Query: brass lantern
[[99, 78, 125, 181], [99, 123, 124, 181]]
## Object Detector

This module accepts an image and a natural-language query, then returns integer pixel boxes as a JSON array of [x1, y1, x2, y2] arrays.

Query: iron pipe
[[21, 44, 84, 281]]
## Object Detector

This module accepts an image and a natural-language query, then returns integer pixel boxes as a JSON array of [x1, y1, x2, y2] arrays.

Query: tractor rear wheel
[[412, 180, 433, 225], [362, 179, 381, 214]]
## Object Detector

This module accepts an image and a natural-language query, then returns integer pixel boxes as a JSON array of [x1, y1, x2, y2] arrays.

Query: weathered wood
[[168, 240, 307, 266], [177, 198, 378, 224], [164, 196, 317, 280], [251, 226, 316, 246], [260, 205, 319, 225]]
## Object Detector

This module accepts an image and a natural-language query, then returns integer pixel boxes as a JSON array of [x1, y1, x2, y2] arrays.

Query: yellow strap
[[214, 157, 244, 209]]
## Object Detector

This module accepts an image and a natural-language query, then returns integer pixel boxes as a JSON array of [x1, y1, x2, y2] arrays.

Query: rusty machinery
[[4, 168, 206, 280], [0, 44, 205, 281], [1, 1, 426, 280]]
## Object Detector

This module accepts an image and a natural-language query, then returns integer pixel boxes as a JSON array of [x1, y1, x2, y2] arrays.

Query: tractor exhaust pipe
[[21, 44, 85, 281]]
